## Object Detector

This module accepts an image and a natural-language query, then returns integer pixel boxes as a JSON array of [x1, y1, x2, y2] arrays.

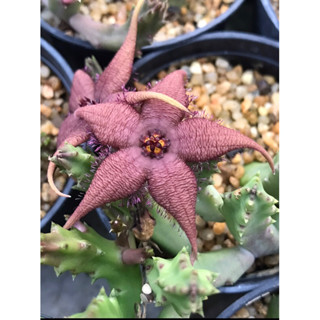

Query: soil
[[40, 62, 69, 219], [41, 0, 237, 44]]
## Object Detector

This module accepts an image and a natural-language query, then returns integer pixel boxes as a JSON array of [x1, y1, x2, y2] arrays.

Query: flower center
[[140, 129, 170, 159]]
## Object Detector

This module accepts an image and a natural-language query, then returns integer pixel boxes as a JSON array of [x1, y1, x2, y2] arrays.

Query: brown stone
[[212, 173, 223, 187], [229, 176, 240, 188], [216, 80, 231, 95], [213, 222, 226, 235], [40, 104, 52, 118], [41, 84, 54, 99]]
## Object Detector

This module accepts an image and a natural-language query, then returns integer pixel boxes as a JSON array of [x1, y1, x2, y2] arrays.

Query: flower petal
[[57, 113, 90, 148], [147, 155, 198, 261], [69, 70, 95, 113], [94, 0, 144, 102], [64, 147, 147, 229], [176, 118, 274, 172], [48, 114, 90, 198], [75, 101, 140, 149], [140, 70, 189, 126]]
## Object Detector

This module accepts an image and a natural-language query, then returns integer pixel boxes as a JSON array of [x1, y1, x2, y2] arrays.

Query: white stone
[[241, 70, 254, 85], [142, 283, 152, 295], [215, 57, 230, 69], [190, 61, 203, 75]]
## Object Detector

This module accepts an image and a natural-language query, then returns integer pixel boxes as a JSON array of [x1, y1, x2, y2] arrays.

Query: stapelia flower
[[48, 0, 274, 263]]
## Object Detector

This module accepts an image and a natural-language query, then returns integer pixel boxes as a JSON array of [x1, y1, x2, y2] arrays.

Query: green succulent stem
[[194, 247, 255, 287], [69, 287, 125, 318], [158, 305, 182, 318], [41, 223, 142, 317], [196, 184, 225, 222], [240, 153, 279, 200], [146, 247, 219, 317], [147, 196, 191, 256]]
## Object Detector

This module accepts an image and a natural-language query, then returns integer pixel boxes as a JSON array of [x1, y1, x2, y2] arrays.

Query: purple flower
[[48, 0, 274, 263]]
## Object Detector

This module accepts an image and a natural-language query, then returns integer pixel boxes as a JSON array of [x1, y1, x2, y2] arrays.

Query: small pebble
[[263, 75, 275, 85], [41, 182, 59, 203], [236, 85, 248, 99], [204, 71, 218, 84], [41, 84, 54, 99], [253, 300, 268, 316], [212, 173, 223, 187], [216, 81, 231, 95], [241, 98, 252, 113], [257, 122, 269, 134], [197, 18, 208, 28], [41, 120, 59, 136], [233, 165, 245, 179], [203, 240, 215, 251], [229, 176, 240, 188], [223, 238, 234, 248], [241, 70, 254, 85], [259, 115, 270, 125], [272, 121, 279, 134], [213, 222, 226, 235], [257, 79, 271, 95], [211, 244, 222, 251], [48, 76, 62, 91], [246, 111, 258, 125], [250, 126, 258, 139], [215, 57, 230, 69], [231, 153, 242, 164], [197, 238, 204, 251], [196, 93, 209, 107], [232, 307, 250, 318], [223, 100, 240, 112], [196, 215, 207, 229], [199, 228, 215, 241], [41, 65, 50, 78], [40, 104, 52, 118], [190, 61, 203, 75], [258, 106, 269, 116], [254, 95, 269, 107], [191, 74, 204, 86], [202, 62, 216, 73], [271, 92, 279, 105], [204, 83, 216, 95]]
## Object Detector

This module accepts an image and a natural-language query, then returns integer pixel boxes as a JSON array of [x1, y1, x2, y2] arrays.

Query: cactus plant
[[41, 0, 279, 317], [145, 247, 219, 317], [42, 0, 168, 53]]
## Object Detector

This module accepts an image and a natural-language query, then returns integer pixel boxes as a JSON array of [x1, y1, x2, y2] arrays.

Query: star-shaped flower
[[48, 0, 274, 263]]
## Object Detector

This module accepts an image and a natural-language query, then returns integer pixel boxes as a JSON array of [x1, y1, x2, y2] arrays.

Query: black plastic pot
[[41, 38, 75, 232], [40, 39, 114, 238], [133, 31, 279, 81], [216, 273, 279, 318], [133, 30, 279, 318], [255, 0, 279, 40], [41, 0, 248, 71]]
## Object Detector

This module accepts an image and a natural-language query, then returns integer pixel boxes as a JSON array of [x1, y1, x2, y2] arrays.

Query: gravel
[[40, 62, 69, 219]]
